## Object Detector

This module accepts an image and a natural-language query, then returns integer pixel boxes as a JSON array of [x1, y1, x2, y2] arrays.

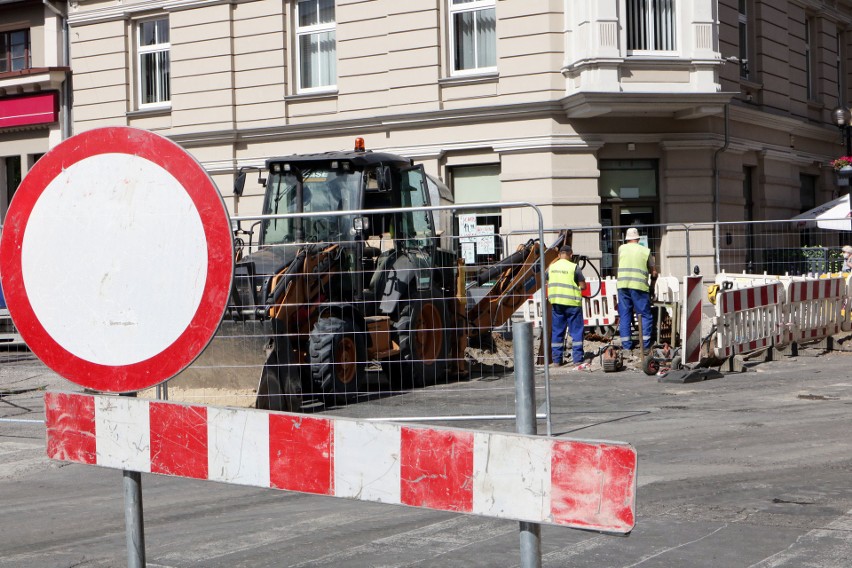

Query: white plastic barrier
[[522, 278, 620, 329], [654, 276, 681, 303], [714, 272, 806, 290], [714, 282, 785, 359], [784, 277, 846, 344], [583, 278, 619, 327], [524, 277, 681, 331]]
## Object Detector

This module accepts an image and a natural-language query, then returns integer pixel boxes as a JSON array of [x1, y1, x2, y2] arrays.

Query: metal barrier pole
[[714, 221, 720, 274], [684, 223, 692, 275], [120, 392, 146, 568], [514, 321, 542, 568]]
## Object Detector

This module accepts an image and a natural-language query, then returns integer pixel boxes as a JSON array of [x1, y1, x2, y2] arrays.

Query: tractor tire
[[255, 349, 302, 412], [309, 316, 366, 405], [391, 292, 449, 389]]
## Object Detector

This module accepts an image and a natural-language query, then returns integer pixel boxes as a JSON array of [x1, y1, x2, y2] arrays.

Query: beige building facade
[[59, 0, 852, 276], [0, 0, 70, 219]]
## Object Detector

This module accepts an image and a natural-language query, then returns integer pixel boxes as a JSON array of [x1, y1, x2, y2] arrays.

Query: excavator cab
[[230, 144, 457, 411]]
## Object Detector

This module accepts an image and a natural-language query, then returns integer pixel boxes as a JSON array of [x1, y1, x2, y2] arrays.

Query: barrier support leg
[[514, 321, 542, 568]]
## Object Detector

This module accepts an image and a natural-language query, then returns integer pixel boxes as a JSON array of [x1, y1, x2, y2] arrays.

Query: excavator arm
[[464, 230, 570, 339]]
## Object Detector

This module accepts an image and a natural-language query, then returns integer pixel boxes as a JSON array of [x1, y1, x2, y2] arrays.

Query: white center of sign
[[21, 153, 207, 366]]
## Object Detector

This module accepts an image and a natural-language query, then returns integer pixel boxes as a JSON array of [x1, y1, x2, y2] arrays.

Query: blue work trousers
[[617, 288, 653, 350], [551, 303, 584, 365]]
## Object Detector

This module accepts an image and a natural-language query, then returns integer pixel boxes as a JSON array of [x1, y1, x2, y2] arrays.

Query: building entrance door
[[601, 205, 656, 276]]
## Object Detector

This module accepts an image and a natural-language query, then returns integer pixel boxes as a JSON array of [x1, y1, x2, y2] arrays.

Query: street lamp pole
[[832, 105, 852, 156]]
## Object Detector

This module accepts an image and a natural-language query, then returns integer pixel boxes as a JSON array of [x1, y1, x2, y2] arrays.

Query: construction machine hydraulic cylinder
[[474, 247, 528, 286]]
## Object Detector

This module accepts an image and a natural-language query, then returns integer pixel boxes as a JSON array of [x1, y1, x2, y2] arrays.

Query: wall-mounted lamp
[[832, 105, 852, 156]]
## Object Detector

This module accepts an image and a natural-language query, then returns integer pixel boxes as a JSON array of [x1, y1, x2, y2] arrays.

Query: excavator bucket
[[155, 319, 271, 407]]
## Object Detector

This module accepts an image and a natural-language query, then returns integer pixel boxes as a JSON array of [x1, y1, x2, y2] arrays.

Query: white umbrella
[[792, 193, 852, 231]]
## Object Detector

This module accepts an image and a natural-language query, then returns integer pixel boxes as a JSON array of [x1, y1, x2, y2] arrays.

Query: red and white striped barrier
[[681, 276, 703, 364], [45, 391, 638, 534], [522, 279, 619, 329], [784, 277, 845, 343], [714, 282, 785, 359], [582, 278, 619, 327]]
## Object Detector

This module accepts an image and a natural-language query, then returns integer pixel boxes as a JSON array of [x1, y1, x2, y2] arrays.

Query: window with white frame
[[449, 0, 496, 74], [137, 18, 170, 108], [626, 0, 676, 52], [296, 0, 337, 92]]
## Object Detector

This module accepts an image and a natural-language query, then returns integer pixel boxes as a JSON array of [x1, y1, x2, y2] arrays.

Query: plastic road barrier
[[714, 282, 785, 359], [523, 278, 620, 329], [582, 278, 619, 327], [681, 275, 703, 364], [45, 391, 638, 534], [784, 277, 845, 343]]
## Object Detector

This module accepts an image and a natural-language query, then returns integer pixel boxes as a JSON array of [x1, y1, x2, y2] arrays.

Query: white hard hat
[[625, 227, 640, 241]]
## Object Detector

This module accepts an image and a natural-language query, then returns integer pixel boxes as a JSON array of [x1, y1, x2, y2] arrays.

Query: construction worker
[[547, 245, 588, 370], [842, 245, 852, 273], [617, 227, 657, 354]]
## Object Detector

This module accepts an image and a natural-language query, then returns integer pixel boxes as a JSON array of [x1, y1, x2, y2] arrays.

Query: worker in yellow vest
[[547, 245, 588, 370], [617, 227, 657, 353]]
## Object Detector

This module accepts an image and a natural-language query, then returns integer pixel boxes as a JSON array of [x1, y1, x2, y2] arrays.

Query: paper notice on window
[[461, 242, 476, 264], [459, 214, 478, 244], [475, 225, 495, 255], [459, 214, 477, 236]]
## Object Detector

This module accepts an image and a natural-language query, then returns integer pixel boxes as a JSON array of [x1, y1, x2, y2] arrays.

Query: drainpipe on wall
[[43, 0, 71, 141], [713, 103, 730, 274]]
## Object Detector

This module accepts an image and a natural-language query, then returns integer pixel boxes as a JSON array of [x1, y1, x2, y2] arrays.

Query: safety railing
[[522, 217, 851, 282], [157, 212, 852, 409]]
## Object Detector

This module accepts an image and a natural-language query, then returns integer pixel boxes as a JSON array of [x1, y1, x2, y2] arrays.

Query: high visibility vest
[[547, 259, 582, 306], [617, 242, 651, 292]]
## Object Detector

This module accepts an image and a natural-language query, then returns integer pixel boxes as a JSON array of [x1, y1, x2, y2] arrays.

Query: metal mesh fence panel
[[154, 204, 562, 428], [701, 219, 849, 276]]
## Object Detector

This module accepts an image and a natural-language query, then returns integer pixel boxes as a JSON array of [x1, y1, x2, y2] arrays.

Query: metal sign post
[[514, 321, 542, 568]]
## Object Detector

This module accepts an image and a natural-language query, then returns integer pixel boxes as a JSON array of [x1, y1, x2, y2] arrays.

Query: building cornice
[[728, 104, 835, 141], [562, 92, 736, 119], [158, 97, 840, 172], [0, 67, 70, 95], [68, 0, 249, 24], [170, 100, 567, 147]]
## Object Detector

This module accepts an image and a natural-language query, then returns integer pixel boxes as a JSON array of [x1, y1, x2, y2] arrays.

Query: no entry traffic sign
[[0, 127, 233, 393]]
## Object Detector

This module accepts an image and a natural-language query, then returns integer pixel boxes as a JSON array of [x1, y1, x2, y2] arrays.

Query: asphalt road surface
[[2, 346, 852, 567]]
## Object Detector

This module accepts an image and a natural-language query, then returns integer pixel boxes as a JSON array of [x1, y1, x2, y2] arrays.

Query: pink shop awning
[[0, 91, 58, 129]]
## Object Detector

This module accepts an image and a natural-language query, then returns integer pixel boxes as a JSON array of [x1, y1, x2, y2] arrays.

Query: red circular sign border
[[0, 127, 233, 393]]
